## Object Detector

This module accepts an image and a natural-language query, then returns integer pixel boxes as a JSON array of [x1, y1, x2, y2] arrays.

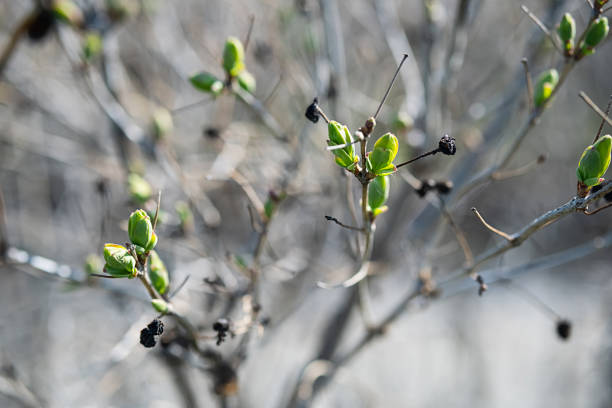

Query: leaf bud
[[103, 243, 137, 278]]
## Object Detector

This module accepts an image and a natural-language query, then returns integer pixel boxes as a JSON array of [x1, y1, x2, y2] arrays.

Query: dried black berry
[[438, 134, 456, 155], [213, 318, 230, 332], [148, 319, 164, 336], [305, 98, 320, 123], [556, 319, 572, 340], [204, 127, 220, 139], [140, 328, 156, 348], [435, 180, 453, 194], [27, 9, 55, 41]]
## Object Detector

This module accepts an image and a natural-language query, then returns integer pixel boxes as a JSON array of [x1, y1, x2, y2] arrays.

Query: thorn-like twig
[[491, 154, 547, 180], [244, 14, 255, 52], [373, 54, 409, 120], [520, 5, 563, 53], [324, 215, 364, 232], [471, 207, 515, 242], [153, 190, 162, 230], [595, 95, 612, 142], [169, 275, 191, 299], [579, 92, 612, 135], [584, 200, 612, 215], [521, 58, 534, 112], [498, 278, 560, 319]]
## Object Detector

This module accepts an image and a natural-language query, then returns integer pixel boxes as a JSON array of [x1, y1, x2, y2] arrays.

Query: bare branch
[[521, 58, 534, 112], [520, 5, 563, 53], [471, 207, 515, 242], [324, 216, 364, 232], [579, 91, 612, 141]]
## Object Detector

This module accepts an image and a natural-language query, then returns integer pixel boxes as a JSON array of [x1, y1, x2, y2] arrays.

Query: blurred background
[[1, 0, 612, 407]]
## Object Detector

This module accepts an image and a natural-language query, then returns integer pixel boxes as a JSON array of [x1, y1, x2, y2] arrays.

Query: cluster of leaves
[[190, 37, 256, 96], [533, 12, 609, 109], [102, 209, 170, 311]]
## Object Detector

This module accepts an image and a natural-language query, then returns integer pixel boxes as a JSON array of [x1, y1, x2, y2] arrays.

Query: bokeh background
[[1, 0, 612, 407]]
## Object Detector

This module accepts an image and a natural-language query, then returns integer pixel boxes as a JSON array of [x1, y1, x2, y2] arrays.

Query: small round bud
[[557, 13, 576, 51], [127, 173, 152, 204], [533, 69, 559, 108], [438, 134, 456, 155], [103, 243, 137, 277], [128, 209, 156, 251], [576, 135, 612, 187], [584, 17, 609, 49]]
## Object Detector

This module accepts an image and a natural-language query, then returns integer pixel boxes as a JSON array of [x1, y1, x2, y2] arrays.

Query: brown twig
[[471, 208, 515, 242]]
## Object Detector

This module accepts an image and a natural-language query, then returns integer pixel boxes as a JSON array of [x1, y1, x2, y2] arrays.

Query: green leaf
[[368, 175, 390, 210], [557, 13, 576, 44], [103, 244, 137, 277], [577, 135, 612, 186], [151, 299, 169, 314], [222, 36, 245, 77], [128, 209, 155, 250], [369, 133, 398, 175], [327, 121, 358, 169], [127, 173, 152, 204], [584, 17, 609, 48], [189, 72, 224, 95], [148, 250, 169, 295], [533, 69, 559, 108], [237, 71, 256, 93]]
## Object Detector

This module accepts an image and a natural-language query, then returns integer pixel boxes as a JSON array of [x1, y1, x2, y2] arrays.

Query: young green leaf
[[577, 135, 612, 187], [148, 250, 169, 295], [189, 72, 224, 95], [222, 36, 246, 77]]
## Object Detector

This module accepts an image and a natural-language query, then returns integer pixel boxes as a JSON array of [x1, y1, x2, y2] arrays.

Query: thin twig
[[440, 200, 473, 266], [395, 148, 440, 169], [491, 154, 546, 180], [583, 200, 612, 215], [373, 54, 409, 120], [326, 134, 362, 151], [579, 91, 612, 141], [595, 95, 612, 142], [153, 190, 161, 230], [471, 207, 515, 242], [521, 58, 534, 112], [520, 5, 563, 53], [244, 14, 255, 52], [324, 216, 364, 232], [498, 278, 560, 320]]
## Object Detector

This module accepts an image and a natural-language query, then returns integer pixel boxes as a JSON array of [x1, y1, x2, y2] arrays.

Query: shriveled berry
[[556, 319, 572, 340], [305, 98, 320, 123], [140, 328, 156, 348], [147, 319, 164, 336], [438, 134, 456, 155], [213, 318, 230, 332]]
